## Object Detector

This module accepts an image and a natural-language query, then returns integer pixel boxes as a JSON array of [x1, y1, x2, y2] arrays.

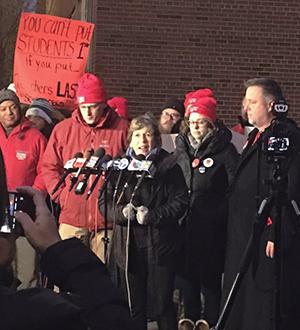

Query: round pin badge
[[199, 166, 206, 174], [203, 157, 214, 168], [192, 158, 200, 168]]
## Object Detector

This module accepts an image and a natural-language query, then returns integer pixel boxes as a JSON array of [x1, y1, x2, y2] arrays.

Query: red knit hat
[[107, 96, 129, 119], [185, 88, 217, 122], [76, 73, 107, 105], [184, 88, 215, 115]]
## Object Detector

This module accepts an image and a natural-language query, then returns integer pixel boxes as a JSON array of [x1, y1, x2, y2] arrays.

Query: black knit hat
[[0, 88, 20, 107], [161, 97, 185, 117]]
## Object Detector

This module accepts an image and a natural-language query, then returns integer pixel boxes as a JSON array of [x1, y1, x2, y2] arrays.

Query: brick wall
[[93, 0, 300, 126]]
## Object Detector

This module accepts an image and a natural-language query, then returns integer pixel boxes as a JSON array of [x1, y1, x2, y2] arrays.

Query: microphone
[[51, 152, 83, 195], [112, 156, 131, 203], [129, 158, 155, 203], [103, 156, 130, 171], [96, 156, 131, 202], [69, 149, 93, 192], [74, 148, 105, 195], [86, 154, 113, 199], [116, 154, 146, 205], [127, 158, 156, 178]]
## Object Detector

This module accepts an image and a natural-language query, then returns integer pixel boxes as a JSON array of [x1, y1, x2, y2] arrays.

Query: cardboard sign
[[14, 12, 94, 110]]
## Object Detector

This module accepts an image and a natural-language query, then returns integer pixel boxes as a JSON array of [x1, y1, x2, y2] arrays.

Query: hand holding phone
[[14, 187, 61, 252]]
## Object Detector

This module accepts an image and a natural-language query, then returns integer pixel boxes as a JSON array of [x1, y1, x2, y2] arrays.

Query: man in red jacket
[[0, 89, 47, 192], [0, 88, 47, 288], [42, 73, 128, 262]]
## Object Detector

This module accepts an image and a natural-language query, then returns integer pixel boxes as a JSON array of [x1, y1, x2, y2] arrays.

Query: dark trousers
[[183, 265, 222, 326], [119, 246, 177, 330]]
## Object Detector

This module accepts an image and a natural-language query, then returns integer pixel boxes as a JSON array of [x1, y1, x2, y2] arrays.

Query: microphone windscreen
[[73, 151, 83, 158], [93, 147, 105, 158], [103, 154, 113, 162], [135, 154, 146, 161]]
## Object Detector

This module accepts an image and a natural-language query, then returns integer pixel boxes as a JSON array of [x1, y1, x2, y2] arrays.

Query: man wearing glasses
[[159, 97, 185, 153], [159, 97, 185, 134]]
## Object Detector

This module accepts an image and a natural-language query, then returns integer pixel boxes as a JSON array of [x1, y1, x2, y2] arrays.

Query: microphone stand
[[211, 196, 272, 330], [101, 182, 108, 264], [98, 169, 114, 264]]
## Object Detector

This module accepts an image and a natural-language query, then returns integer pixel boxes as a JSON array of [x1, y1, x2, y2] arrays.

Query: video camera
[[262, 99, 290, 161]]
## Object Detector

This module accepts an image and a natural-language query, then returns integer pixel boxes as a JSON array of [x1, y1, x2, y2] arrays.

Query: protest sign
[[14, 12, 94, 110]]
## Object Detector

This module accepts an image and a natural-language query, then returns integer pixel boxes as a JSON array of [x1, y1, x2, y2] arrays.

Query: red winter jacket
[[0, 120, 47, 192], [42, 107, 128, 230]]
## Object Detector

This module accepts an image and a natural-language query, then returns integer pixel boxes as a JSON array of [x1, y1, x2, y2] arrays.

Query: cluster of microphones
[[52, 147, 156, 200]]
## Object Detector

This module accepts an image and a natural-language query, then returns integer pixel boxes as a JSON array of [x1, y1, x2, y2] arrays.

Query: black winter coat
[[175, 122, 239, 276], [99, 149, 189, 270], [222, 119, 300, 330]]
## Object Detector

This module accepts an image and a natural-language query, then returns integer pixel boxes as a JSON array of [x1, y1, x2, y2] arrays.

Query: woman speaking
[[99, 113, 188, 330]]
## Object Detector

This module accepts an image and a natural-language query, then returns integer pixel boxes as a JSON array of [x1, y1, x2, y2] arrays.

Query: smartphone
[[0, 192, 35, 234]]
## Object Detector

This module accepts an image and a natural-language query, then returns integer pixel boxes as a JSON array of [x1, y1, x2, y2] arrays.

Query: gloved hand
[[122, 203, 136, 221], [136, 206, 149, 225]]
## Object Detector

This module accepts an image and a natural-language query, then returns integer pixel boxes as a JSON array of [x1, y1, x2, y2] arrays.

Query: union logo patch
[[16, 151, 27, 160]]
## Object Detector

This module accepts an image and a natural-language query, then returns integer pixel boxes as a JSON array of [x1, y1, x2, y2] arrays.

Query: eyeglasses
[[188, 120, 208, 126], [161, 110, 180, 120], [0, 104, 18, 112]]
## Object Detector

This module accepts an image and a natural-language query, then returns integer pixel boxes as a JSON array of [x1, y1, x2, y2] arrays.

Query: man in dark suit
[[222, 77, 300, 330]]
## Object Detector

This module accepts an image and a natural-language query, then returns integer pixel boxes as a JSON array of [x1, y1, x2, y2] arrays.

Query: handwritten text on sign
[[14, 13, 94, 110]]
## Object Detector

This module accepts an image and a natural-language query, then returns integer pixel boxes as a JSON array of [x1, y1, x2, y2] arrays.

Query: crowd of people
[[1, 74, 300, 330]]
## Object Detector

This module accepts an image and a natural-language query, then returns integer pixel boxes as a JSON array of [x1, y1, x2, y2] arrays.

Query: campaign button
[[199, 166, 206, 174], [192, 158, 200, 168], [203, 157, 214, 168]]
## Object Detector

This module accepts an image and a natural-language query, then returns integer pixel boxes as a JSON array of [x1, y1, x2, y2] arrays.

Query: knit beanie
[[76, 73, 107, 105], [186, 88, 217, 122], [0, 88, 20, 107], [107, 96, 129, 119], [25, 98, 54, 124], [161, 97, 185, 118], [184, 88, 215, 116]]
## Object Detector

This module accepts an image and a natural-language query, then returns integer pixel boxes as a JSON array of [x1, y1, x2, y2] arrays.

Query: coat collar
[[234, 128, 262, 176], [0, 119, 33, 139]]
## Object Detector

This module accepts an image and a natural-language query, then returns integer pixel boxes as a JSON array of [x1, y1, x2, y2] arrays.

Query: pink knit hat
[[107, 96, 129, 119], [184, 88, 217, 122], [76, 73, 107, 105]]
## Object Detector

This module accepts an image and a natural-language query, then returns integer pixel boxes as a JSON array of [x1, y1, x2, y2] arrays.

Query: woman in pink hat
[[176, 89, 239, 330]]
